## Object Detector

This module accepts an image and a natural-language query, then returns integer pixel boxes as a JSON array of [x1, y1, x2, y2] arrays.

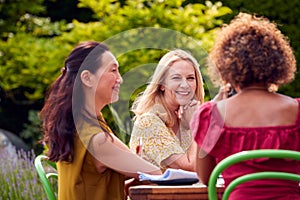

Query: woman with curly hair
[[40, 41, 161, 200], [191, 13, 299, 199]]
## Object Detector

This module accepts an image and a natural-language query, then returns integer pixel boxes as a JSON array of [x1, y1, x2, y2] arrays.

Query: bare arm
[[211, 84, 233, 102], [162, 100, 199, 171], [195, 147, 216, 185], [90, 132, 162, 179], [162, 141, 197, 171]]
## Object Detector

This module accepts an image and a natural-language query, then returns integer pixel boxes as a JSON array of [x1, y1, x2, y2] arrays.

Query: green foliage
[[17, 14, 72, 37], [207, 0, 300, 97], [0, 0, 299, 152], [0, 0, 45, 38], [0, 34, 72, 101], [21, 110, 44, 154], [0, 0, 232, 143], [53, 1, 232, 142], [73, 0, 231, 50]]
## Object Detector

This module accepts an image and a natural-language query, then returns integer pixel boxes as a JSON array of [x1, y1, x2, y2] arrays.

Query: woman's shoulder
[[135, 111, 166, 129], [191, 101, 221, 142], [191, 101, 216, 123], [136, 104, 168, 123]]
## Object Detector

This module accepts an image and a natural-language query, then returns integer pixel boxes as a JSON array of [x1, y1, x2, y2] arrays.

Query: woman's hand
[[177, 99, 200, 130], [212, 83, 233, 102]]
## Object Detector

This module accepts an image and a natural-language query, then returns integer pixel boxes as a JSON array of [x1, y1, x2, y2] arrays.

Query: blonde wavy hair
[[131, 49, 205, 128]]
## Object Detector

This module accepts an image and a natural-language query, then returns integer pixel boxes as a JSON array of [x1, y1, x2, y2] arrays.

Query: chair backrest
[[34, 154, 58, 200], [208, 149, 300, 200]]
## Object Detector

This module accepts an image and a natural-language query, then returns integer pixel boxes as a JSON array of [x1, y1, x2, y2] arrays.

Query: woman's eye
[[187, 77, 195, 80], [172, 76, 181, 80]]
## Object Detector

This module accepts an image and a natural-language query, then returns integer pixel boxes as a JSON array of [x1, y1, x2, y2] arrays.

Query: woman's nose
[[180, 78, 189, 87], [117, 73, 123, 84]]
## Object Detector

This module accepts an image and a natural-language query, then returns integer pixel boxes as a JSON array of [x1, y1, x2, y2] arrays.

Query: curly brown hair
[[208, 12, 296, 90]]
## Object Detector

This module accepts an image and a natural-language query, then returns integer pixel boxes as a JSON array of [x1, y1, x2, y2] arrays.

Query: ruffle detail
[[191, 98, 300, 196], [191, 101, 225, 158], [191, 99, 300, 161], [213, 127, 300, 163]]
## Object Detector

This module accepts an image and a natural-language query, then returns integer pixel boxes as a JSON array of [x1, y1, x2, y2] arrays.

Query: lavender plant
[[0, 148, 52, 200]]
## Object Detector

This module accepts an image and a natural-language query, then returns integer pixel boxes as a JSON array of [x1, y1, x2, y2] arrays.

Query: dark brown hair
[[40, 41, 109, 162], [208, 13, 296, 90]]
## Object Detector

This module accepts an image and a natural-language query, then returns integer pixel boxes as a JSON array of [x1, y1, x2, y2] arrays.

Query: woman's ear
[[160, 85, 165, 91], [81, 70, 93, 87]]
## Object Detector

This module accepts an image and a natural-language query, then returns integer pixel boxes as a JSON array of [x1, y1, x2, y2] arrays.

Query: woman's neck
[[241, 85, 269, 92], [85, 100, 104, 117], [165, 103, 179, 119]]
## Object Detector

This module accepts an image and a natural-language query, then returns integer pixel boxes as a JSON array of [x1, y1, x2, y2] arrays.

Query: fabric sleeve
[[130, 113, 185, 167], [190, 102, 213, 147], [190, 101, 224, 158], [296, 98, 300, 124]]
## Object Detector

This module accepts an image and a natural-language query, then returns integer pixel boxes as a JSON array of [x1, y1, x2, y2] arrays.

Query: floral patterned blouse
[[129, 104, 193, 170]]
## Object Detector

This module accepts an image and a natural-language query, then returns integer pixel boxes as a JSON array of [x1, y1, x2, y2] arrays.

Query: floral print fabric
[[129, 105, 192, 170]]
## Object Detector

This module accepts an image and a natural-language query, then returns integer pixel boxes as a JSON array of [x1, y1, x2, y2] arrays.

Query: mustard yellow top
[[57, 115, 126, 200]]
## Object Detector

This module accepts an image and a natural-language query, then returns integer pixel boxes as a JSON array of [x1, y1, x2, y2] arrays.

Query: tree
[[0, 0, 45, 39], [203, 0, 300, 98], [0, 0, 231, 148]]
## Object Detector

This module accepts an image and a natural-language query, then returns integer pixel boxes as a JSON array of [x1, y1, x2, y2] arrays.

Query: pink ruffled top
[[191, 98, 300, 200]]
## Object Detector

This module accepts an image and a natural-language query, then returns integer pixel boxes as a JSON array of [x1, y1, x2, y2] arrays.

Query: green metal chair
[[34, 154, 58, 200], [208, 149, 300, 200]]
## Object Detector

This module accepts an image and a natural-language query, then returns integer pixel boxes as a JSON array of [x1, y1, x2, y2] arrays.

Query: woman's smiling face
[[94, 51, 123, 107], [161, 59, 197, 110]]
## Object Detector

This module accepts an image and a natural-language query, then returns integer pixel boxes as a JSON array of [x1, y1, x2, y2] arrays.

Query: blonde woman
[[130, 49, 205, 171]]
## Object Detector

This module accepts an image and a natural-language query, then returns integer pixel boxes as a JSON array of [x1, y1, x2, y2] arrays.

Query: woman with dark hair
[[40, 41, 161, 200], [191, 13, 300, 199]]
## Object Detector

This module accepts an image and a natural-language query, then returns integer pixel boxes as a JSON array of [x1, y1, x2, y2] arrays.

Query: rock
[[0, 129, 29, 152]]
